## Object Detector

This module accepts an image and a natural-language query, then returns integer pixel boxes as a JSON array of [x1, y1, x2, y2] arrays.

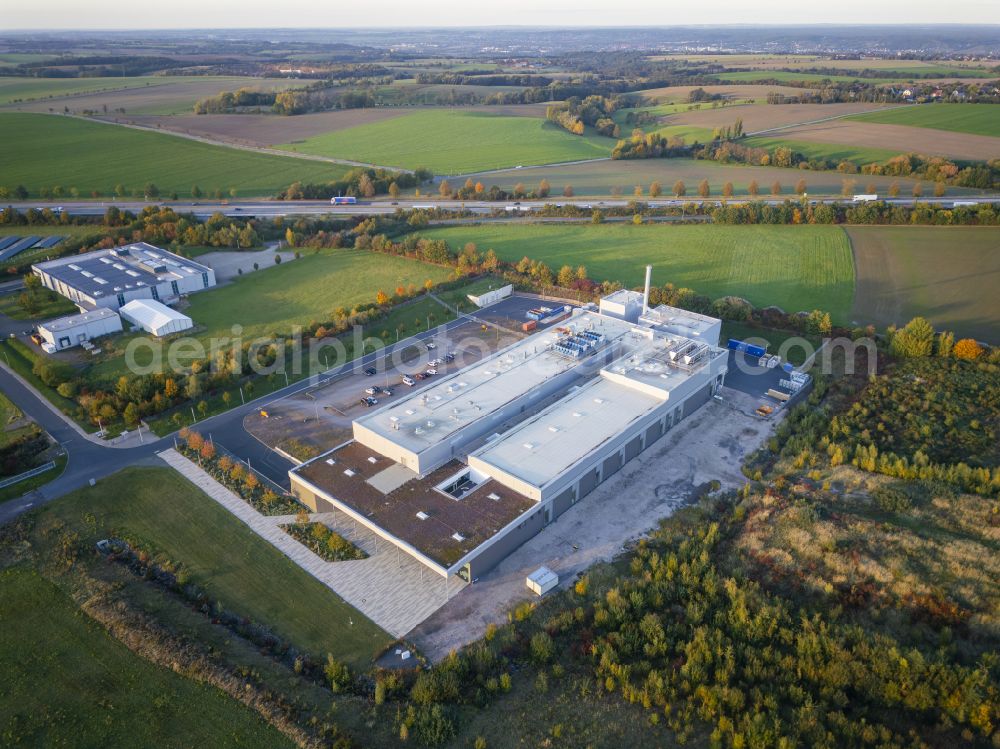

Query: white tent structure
[[120, 299, 192, 337]]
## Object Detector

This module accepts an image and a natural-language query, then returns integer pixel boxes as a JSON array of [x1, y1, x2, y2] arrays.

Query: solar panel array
[[0, 235, 65, 263]]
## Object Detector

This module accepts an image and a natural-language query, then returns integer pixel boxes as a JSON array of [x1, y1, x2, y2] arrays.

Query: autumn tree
[[912, 181, 923, 198], [771, 180, 782, 196], [557, 265, 575, 287], [634, 185, 643, 197], [890, 316, 935, 358], [474, 181, 484, 194], [698, 179, 710, 198], [953, 338, 983, 360], [538, 179, 550, 198], [748, 180, 759, 197], [563, 185, 574, 197], [375, 289, 389, 306], [888, 181, 900, 198], [934, 180, 946, 197], [649, 181, 662, 198], [722, 182, 734, 198], [795, 179, 807, 196], [673, 180, 686, 197], [388, 182, 400, 199], [438, 179, 451, 198], [358, 174, 375, 198]]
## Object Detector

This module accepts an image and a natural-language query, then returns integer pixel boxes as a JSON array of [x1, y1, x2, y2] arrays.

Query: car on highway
[[363, 366, 377, 376], [364, 386, 381, 395], [360, 397, 378, 407]]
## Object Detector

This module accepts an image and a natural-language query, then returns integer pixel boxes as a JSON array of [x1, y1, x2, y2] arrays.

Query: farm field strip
[[665, 101, 901, 135], [847, 103, 1000, 138], [0, 112, 348, 198], [416, 223, 856, 321], [0, 75, 172, 105], [745, 120, 1000, 163]]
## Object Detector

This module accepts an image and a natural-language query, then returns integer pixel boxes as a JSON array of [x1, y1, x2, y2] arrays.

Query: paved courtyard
[[158, 448, 465, 638]]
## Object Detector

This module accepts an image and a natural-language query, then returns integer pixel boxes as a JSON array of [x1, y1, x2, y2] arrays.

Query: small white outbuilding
[[37, 307, 122, 351], [119, 299, 192, 337], [526, 566, 559, 596]]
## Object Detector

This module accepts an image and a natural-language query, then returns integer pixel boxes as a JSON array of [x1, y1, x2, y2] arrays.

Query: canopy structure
[[120, 299, 192, 337]]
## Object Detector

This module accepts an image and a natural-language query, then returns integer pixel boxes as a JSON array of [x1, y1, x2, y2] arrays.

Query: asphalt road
[[12, 194, 999, 220]]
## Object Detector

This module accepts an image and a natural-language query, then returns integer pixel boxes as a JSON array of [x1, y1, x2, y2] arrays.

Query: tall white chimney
[[642, 264, 653, 312]]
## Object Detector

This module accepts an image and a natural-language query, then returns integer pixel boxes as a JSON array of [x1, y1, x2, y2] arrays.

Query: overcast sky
[[7, 0, 1000, 30]]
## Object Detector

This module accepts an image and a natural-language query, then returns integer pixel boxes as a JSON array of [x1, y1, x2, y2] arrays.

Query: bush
[[529, 631, 554, 664], [872, 484, 911, 513]]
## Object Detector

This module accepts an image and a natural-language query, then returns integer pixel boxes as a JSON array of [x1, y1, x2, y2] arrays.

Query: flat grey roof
[[355, 312, 636, 454], [34, 242, 210, 300], [38, 307, 119, 333]]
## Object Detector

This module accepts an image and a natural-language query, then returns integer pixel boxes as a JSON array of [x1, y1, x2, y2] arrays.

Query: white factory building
[[32, 242, 215, 312], [36, 307, 123, 351], [290, 269, 728, 584]]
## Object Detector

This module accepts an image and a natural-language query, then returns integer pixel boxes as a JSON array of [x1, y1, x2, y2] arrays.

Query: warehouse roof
[[38, 307, 120, 334], [33, 243, 210, 299], [355, 311, 635, 454], [293, 442, 536, 569], [639, 304, 720, 341], [120, 298, 191, 330]]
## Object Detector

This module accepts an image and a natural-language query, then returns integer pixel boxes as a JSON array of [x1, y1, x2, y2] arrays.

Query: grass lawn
[[278, 109, 615, 174], [37, 467, 390, 665], [848, 103, 1000, 138], [416, 223, 856, 320], [0, 566, 294, 748], [846, 225, 1000, 343], [0, 289, 77, 320], [0, 113, 349, 198], [183, 249, 454, 342]]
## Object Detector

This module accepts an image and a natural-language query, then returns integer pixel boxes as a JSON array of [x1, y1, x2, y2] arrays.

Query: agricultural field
[[460, 157, 946, 197], [277, 109, 616, 173], [714, 70, 904, 85], [417, 223, 856, 320], [665, 101, 896, 135], [741, 133, 904, 166], [648, 54, 998, 76], [0, 113, 348, 197], [848, 103, 1000, 138], [847, 225, 1000, 343], [0, 567, 294, 748], [9, 76, 307, 116], [744, 120, 1000, 163], [634, 83, 815, 103]]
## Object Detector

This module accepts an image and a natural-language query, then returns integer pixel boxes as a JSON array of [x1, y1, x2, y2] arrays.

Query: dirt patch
[[770, 120, 1000, 162], [668, 102, 895, 134], [409, 392, 779, 660], [197, 247, 297, 282]]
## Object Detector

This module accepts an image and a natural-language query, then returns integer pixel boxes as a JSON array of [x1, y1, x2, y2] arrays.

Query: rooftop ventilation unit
[[367, 456, 378, 464], [325, 458, 336, 466], [451, 532, 465, 542], [487, 492, 500, 501], [548, 426, 560, 433], [416, 511, 429, 520], [112, 247, 130, 257], [343, 469, 355, 477], [523, 442, 535, 450]]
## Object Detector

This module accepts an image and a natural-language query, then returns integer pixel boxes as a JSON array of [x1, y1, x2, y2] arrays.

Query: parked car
[[402, 375, 416, 386], [425, 342, 436, 350], [444, 352, 456, 363], [360, 397, 378, 407], [429, 358, 442, 366], [364, 366, 377, 376], [364, 386, 380, 395], [414, 372, 427, 381], [382, 388, 394, 397], [30, 333, 43, 346], [426, 368, 438, 376]]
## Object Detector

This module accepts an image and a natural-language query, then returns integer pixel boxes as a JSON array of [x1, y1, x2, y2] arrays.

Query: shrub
[[530, 631, 554, 664]]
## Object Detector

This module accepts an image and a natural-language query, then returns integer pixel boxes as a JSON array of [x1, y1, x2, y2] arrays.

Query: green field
[[848, 103, 1000, 137], [278, 109, 615, 173], [847, 225, 1000, 342], [0, 566, 294, 748], [0, 75, 171, 104], [185, 249, 454, 341], [715, 71, 901, 85], [39, 467, 389, 664], [0, 113, 347, 197], [742, 135, 902, 166], [417, 223, 856, 319]]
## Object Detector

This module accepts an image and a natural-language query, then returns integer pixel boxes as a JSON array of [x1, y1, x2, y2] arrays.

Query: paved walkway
[[158, 448, 465, 638]]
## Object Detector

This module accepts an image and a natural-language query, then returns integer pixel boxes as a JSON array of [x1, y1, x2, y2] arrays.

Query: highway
[[11, 194, 1000, 220]]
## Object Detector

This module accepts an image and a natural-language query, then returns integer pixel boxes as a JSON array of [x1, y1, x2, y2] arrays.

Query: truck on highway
[[952, 201, 979, 207], [330, 196, 358, 205], [852, 194, 878, 202]]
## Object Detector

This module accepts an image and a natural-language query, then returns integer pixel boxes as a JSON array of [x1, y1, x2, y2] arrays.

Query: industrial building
[[32, 242, 215, 312], [36, 308, 122, 351], [290, 268, 728, 586], [120, 299, 193, 337]]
